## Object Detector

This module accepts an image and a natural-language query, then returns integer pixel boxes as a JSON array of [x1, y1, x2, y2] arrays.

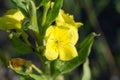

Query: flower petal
[[46, 26, 71, 44], [56, 9, 83, 28], [59, 44, 78, 61], [59, 24, 79, 45], [70, 27, 79, 45], [0, 9, 24, 30], [45, 26, 54, 41], [0, 16, 21, 30], [5, 9, 24, 21], [45, 45, 59, 60]]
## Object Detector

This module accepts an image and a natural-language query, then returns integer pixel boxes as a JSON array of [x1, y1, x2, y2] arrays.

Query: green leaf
[[10, 66, 45, 80], [45, 0, 63, 28], [29, 73, 45, 80], [10, 34, 33, 54], [16, 72, 45, 80], [28, 0, 39, 32], [16, 72, 35, 80], [51, 32, 96, 74]]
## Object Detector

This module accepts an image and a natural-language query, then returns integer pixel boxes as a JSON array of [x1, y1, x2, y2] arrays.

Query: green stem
[[29, 1, 52, 80], [40, 2, 50, 37], [29, 0, 45, 51], [41, 2, 50, 27], [31, 64, 43, 74], [45, 61, 51, 80], [29, 0, 42, 47], [30, 0, 39, 33]]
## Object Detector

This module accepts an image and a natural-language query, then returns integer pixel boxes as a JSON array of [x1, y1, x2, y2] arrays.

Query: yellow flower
[[45, 26, 78, 61], [0, 9, 24, 30], [55, 10, 83, 44], [45, 9, 84, 61]]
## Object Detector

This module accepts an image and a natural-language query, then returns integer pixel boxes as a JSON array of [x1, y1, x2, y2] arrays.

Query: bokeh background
[[0, 0, 120, 80]]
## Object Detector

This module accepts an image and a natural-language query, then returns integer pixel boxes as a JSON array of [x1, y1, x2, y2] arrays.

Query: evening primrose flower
[[55, 10, 83, 44], [0, 9, 24, 30], [45, 26, 78, 61]]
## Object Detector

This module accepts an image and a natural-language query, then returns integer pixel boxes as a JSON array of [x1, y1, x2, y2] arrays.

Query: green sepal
[[51, 32, 96, 74], [45, 0, 63, 28]]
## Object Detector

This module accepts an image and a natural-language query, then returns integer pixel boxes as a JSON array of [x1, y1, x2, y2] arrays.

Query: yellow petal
[[5, 9, 24, 21], [59, 44, 78, 61], [55, 27, 71, 43], [55, 9, 83, 45], [45, 45, 59, 60], [46, 26, 71, 44], [0, 16, 21, 30], [0, 9, 24, 30], [59, 23, 79, 45], [45, 25, 79, 61], [45, 26, 53, 41], [45, 31, 59, 60], [70, 27, 79, 45], [56, 10, 83, 28]]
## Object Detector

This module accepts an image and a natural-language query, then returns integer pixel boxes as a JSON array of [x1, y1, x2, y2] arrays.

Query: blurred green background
[[0, 0, 120, 80]]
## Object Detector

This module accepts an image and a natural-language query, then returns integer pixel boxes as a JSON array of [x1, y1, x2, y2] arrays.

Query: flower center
[[55, 39, 61, 46], [55, 40, 59, 44]]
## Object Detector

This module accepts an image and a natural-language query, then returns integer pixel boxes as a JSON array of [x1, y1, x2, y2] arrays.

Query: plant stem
[[30, 0, 39, 33], [45, 61, 51, 80], [31, 64, 43, 74], [41, 2, 50, 27]]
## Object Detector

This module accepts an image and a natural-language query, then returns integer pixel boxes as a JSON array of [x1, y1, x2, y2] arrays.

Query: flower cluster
[[0, 9, 83, 61]]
